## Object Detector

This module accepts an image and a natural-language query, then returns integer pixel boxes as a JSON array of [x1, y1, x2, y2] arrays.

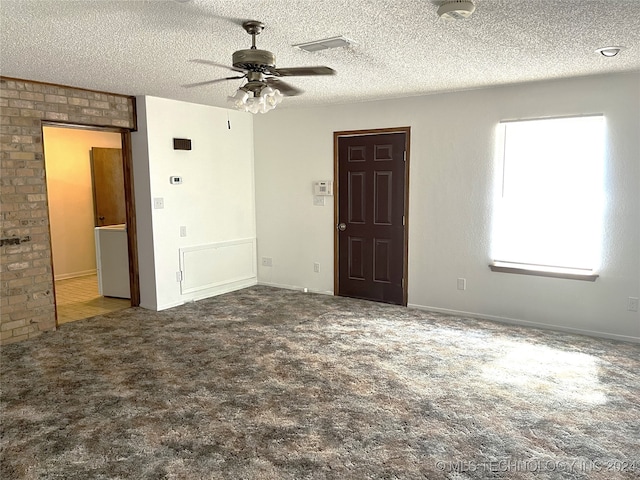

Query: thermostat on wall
[[170, 176, 183, 185], [313, 180, 333, 196]]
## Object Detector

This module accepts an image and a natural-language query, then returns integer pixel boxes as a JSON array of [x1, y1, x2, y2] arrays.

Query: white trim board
[[148, 278, 259, 312], [54, 270, 97, 281], [408, 303, 640, 344], [258, 281, 334, 296]]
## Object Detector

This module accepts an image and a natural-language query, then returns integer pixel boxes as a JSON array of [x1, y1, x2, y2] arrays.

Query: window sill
[[489, 263, 599, 282]]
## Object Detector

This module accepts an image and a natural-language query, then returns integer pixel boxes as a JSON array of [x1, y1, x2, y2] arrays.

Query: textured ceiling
[[1, 0, 639, 109]]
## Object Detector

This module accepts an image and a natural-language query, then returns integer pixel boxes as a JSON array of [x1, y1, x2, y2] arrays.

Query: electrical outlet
[[457, 278, 466, 291], [179, 226, 187, 237], [314, 262, 320, 273], [628, 297, 639, 312], [153, 197, 164, 209], [262, 257, 272, 267]]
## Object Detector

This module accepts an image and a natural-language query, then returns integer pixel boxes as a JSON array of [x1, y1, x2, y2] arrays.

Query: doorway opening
[[42, 125, 135, 325], [334, 127, 410, 306]]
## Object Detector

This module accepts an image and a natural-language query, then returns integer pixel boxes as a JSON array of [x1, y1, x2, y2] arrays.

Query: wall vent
[[173, 138, 192, 150]]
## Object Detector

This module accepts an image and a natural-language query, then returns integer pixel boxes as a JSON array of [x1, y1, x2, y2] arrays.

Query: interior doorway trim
[[333, 126, 411, 306], [42, 121, 140, 325]]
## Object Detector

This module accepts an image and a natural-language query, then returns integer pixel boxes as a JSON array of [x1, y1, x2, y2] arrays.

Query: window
[[491, 115, 605, 280]]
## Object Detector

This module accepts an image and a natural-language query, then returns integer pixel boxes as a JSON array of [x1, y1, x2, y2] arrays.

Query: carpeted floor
[[1, 286, 639, 479]]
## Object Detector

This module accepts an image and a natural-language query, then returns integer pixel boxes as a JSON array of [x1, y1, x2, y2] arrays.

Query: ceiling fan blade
[[218, 16, 250, 27], [182, 76, 245, 88], [271, 66, 336, 77], [265, 78, 303, 96], [190, 59, 246, 73]]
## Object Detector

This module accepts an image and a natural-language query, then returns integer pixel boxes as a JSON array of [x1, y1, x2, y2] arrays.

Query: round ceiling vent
[[438, 0, 476, 20]]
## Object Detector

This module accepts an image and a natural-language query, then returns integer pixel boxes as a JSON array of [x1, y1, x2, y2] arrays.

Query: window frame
[[489, 114, 605, 281]]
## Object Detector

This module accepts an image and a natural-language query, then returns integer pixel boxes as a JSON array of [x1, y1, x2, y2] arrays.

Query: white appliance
[[95, 224, 130, 299]]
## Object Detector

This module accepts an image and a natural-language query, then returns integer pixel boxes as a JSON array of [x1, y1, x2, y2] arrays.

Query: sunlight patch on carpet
[[481, 341, 607, 405]]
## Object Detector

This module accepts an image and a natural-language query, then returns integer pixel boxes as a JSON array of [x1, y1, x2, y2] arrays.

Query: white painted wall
[[253, 72, 640, 342], [132, 96, 256, 310], [43, 126, 122, 280]]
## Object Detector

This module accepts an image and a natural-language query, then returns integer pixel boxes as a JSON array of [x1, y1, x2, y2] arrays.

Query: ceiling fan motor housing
[[232, 49, 276, 70]]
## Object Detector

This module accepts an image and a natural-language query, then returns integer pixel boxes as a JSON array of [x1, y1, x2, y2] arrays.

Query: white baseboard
[[54, 269, 97, 281], [142, 281, 638, 344], [185, 277, 258, 304], [257, 281, 334, 296], [147, 277, 259, 312], [408, 303, 640, 344]]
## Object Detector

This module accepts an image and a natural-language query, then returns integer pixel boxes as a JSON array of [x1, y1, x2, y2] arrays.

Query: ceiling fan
[[185, 20, 336, 113]]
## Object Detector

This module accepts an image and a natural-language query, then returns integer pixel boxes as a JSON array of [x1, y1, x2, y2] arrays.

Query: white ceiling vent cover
[[293, 36, 353, 52], [438, 0, 476, 20]]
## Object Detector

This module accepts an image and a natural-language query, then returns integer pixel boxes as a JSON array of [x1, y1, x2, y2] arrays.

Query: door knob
[[337, 223, 347, 231]]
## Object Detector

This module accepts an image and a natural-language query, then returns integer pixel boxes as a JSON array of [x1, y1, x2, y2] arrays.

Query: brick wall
[[0, 77, 136, 345]]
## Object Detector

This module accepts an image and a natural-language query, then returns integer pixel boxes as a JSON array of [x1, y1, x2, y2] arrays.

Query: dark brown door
[[91, 147, 126, 226], [335, 130, 409, 305]]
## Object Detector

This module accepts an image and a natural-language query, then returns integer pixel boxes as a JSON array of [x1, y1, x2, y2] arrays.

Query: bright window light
[[492, 115, 605, 272]]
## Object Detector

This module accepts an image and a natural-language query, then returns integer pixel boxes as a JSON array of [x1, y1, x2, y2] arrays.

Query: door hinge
[[403, 150, 406, 162], [176, 271, 183, 282], [402, 215, 405, 226], [402, 278, 405, 288]]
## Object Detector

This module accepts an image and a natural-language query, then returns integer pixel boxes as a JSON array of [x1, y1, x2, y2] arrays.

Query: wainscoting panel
[[179, 238, 256, 295]]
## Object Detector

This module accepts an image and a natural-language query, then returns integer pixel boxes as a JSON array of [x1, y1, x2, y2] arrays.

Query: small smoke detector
[[438, 0, 476, 20]]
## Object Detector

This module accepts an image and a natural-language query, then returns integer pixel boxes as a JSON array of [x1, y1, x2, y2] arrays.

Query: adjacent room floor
[[54, 274, 130, 324]]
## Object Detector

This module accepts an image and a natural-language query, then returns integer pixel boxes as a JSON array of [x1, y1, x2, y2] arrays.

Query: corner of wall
[[130, 96, 159, 310]]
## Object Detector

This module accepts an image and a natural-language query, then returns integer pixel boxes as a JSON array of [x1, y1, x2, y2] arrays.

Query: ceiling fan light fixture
[[261, 86, 283, 109], [188, 21, 334, 112], [596, 46, 625, 57], [245, 97, 263, 114], [227, 89, 249, 109], [229, 84, 283, 114], [438, 0, 476, 20]]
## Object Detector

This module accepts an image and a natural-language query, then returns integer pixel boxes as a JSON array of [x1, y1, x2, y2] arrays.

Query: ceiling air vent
[[293, 36, 353, 52]]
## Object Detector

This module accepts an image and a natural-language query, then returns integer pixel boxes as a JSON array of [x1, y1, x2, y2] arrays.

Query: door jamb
[[42, 121, 140, 328], [333, 126, 411, 306]]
